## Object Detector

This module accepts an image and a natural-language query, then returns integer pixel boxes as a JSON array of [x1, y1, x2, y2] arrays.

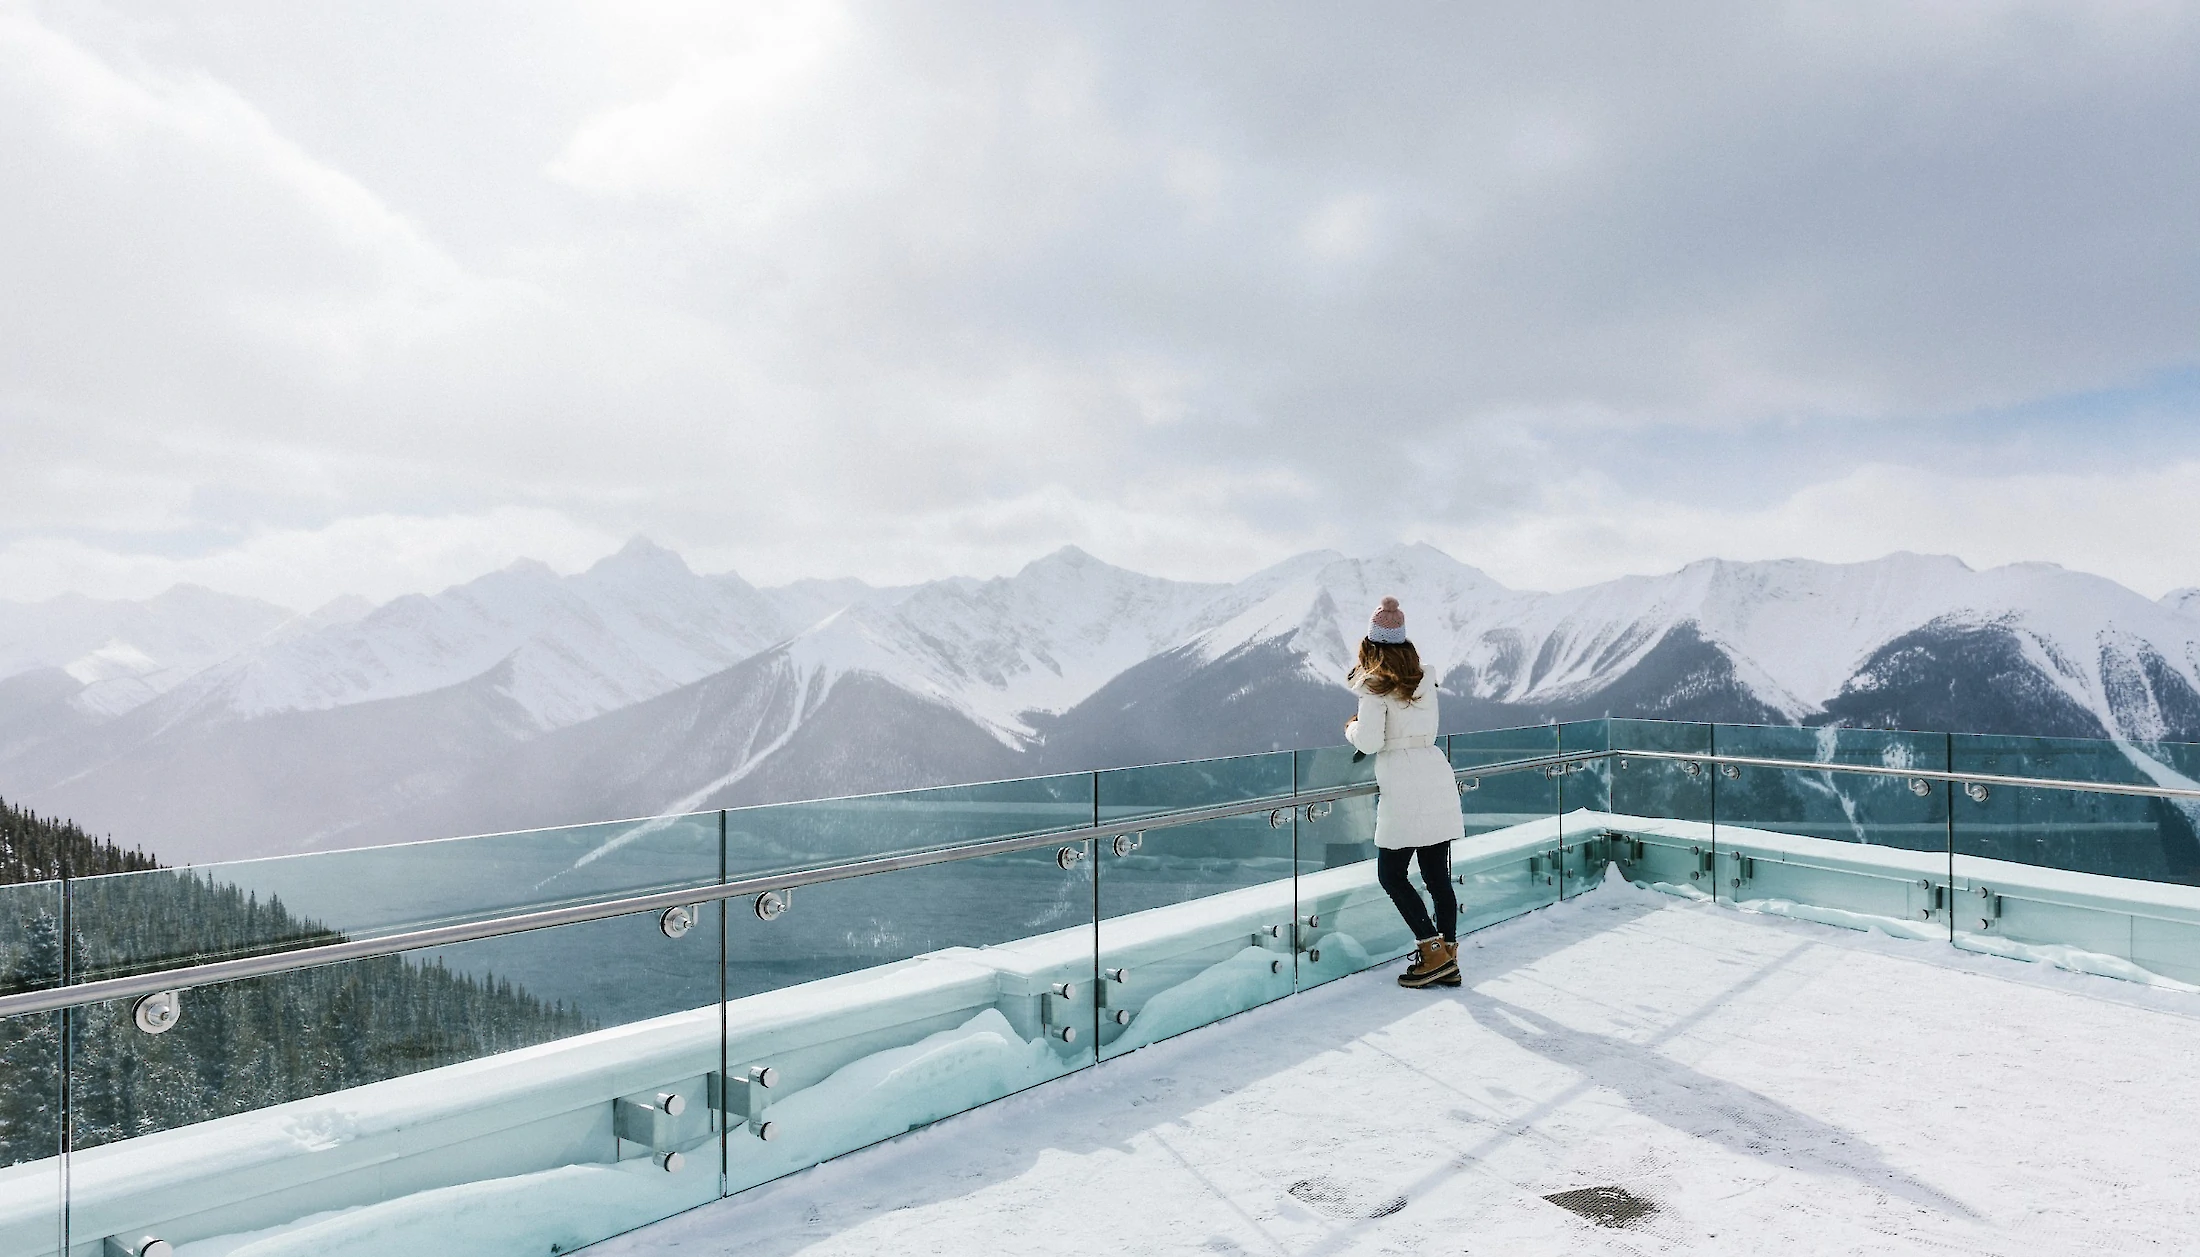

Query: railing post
[[1945, 732, 1957, 947], [1708, 723, 1719, 905]]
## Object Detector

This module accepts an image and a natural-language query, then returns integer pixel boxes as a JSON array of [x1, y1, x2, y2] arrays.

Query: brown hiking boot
[[1398, 937, 1459, 988]]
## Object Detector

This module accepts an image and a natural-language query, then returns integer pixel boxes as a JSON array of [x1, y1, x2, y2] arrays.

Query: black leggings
[[1377, 843, 1458, 943]]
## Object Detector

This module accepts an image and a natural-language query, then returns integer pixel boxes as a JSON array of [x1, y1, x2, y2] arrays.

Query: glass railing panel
[[1557, 718, 1611, 755], [720, 840, 1094, 1196], [1951, 734, 2200, 984], [0, 881, 61, 1001], [1290, 745, 1407, 982], [1951, 733, 2195, 881], [0, 1012, 60, 1257], [64, 904, 727, 1255], [1096, 813, 1295, 1060], [64, 811, 724, 982], [1447, 723, 1559, 770], [1610, 717, 1715, 755], [1096, 752, 1293, 824], [1713, 724, 1950, 851], [1606, 717, 1691, 753], [1451, 763, 1560, 937], [1554, 725, 1611, 900], [725, 774, 1093, 881], [1604, 722, 1714, 895], [0, 881, 63, 1257], [1706, 725, 1949, 927], [1293, 792, 1416, 988], [1294, 743, 1375, 795]]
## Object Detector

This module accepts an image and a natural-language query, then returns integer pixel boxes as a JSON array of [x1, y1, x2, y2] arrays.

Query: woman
[[1345, 597, 1465, 989]]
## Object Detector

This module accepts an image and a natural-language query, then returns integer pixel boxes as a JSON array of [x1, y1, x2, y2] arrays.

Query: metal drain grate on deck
[[1543, 1185, 1658, 1228]]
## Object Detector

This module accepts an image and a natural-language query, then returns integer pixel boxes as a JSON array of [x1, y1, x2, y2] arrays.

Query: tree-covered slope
[[0, 798, 594, 1167]]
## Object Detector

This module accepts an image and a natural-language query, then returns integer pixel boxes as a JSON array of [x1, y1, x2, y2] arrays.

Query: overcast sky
[[4, 1, 2198, 609]]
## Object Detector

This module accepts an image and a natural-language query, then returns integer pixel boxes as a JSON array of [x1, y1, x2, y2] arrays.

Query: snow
[[21, 544, 2200, 815], [1105, 944, 1298, 1052], [0, 584, 292, 716], [45, 1004, 727, 1245], [1181, 543, 1510, 676], [16, 812, 2200, 1255], [156, 538, 791, 730], [591, 874, 2200, 1256], [172, 1162, 707, 1257], [775, 546, 1228, 745], [758, 578, 915, 634], [1585, 805, 2200, 922], [732, 1009, 1080, 1188], [1166, 547, 2200, 746]]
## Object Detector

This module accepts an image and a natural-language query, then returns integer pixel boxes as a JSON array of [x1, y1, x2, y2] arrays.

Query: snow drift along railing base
[[7, 717, 2200, 1257]]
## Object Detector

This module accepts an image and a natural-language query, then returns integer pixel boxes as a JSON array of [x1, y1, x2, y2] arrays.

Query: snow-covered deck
[[596, 874, 2200, 1256]]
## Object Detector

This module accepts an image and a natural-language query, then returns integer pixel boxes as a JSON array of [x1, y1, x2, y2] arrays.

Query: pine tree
[[0, 800, 599, 1165], [0, 795, 155, 885], [0, 914, 63, 1166]]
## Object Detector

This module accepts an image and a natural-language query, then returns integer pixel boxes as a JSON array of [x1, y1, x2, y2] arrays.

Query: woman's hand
[[1345, 717, 1357, 736]]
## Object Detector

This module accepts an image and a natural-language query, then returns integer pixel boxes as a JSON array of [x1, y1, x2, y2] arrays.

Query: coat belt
[[1383, 734, 1437, 750]]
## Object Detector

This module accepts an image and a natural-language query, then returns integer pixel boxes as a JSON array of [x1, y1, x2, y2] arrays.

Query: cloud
[[1438, 460, 2200, 599], [0, 2, 2195, 603], [0, 507, 625, 609]]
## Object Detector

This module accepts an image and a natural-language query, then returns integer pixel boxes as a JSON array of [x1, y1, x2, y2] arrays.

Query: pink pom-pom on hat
[[1368, 596, 1407, 644]]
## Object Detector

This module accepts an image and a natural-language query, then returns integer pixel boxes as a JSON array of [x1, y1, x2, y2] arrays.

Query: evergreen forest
[[0, 795, 595, 1168]]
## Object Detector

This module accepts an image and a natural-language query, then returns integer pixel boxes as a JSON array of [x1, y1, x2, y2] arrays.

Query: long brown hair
[[1351, 638, 1425, 700]]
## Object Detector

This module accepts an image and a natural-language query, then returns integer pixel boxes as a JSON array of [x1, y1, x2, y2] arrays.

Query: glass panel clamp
[[133, 991, 182, 1035], [713, 1065, 782, 1140], [659, 904, 702, 939]]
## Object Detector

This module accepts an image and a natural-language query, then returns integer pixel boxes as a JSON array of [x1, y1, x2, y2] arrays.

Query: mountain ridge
[[7, 542, 2200, 863]]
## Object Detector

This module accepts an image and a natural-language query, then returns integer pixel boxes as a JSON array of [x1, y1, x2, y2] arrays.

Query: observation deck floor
[[597, 877, 2200, 1256]]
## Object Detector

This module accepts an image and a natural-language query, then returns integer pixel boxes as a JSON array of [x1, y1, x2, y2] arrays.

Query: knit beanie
[[1367, 596, 1408, 644]]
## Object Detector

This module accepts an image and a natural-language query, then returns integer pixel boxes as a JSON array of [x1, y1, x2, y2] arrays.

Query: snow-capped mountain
[[153, 537, 790, 732], [354, 546, 2200, 860], [758, 577, 917, 635], [781, 547, 1225, 741], [8, 540, 2200, 864], [1147, 548, 2200, 742], [0, 584, 295, 718]]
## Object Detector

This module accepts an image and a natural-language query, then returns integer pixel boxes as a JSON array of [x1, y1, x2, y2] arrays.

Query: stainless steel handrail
[[1616, 749, 2200, 801], [0, 750, 1596, 1020], [11, 739, 2181, 1021]]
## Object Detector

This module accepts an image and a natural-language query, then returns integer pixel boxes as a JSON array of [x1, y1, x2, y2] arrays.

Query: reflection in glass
[[1451, 764, 1560, 937], [1297, 794, 1419, 988], [1097, 815, 1296, 1058], [1097, 752, 1292, 824], [721, 844, 1093, 1195], [0, 883, 63, 1257], [1707, 724, 1950, 922], [1952, 734, 2200, 884], [726, 776, 1092, 880], [1448, 724, 1558, 770], [65, 812, 724, 984], [1295, 743, 1375, 795], [65, 907, 725, 1254], [1952, 734, 2200, 985], [1605, 722, 1713, 894]]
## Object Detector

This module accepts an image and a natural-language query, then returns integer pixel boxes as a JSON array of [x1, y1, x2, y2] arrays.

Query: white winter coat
[[1346, 675, 1466, 851]]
